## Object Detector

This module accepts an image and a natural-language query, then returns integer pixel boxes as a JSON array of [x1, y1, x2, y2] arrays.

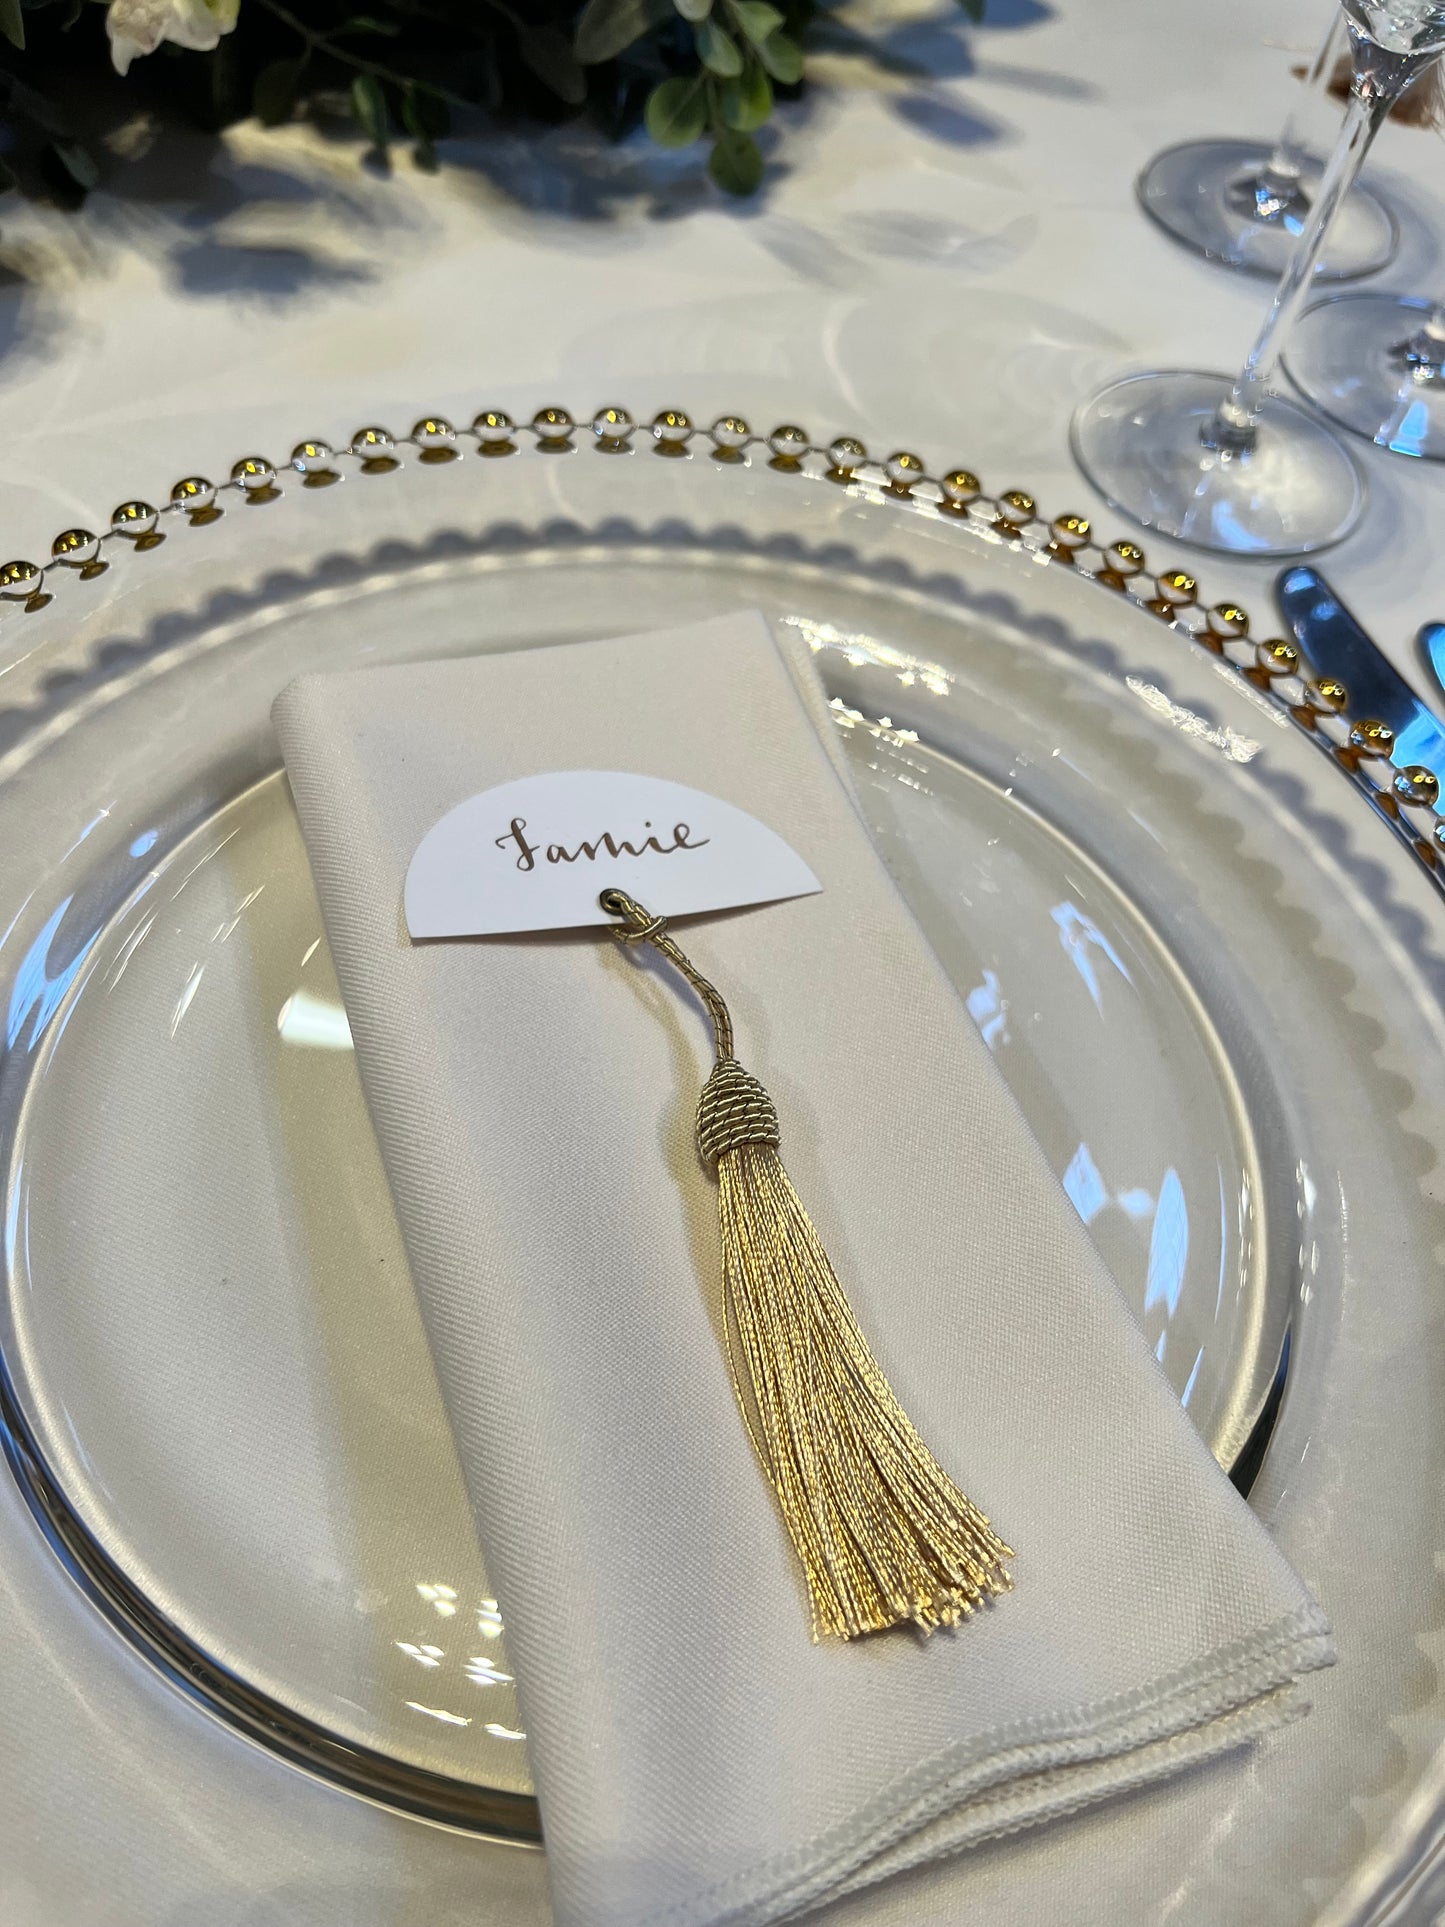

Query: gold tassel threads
[[601, 889, 1013, 1641]]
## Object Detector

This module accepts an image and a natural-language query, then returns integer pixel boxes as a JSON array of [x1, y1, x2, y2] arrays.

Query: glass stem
[[1255, 10, 1348, 204], [1207, 77, 1393, 452]]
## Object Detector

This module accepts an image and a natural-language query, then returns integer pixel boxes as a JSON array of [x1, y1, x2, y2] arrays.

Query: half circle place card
[[404, 769, 822, 938]]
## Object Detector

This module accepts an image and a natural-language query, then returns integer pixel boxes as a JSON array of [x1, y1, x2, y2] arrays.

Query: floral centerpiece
[[0, 0, 985, 204]]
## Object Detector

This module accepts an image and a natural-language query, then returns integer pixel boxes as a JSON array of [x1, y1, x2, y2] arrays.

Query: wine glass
[[1285, 292, 1445, 458], [1071, 3, 1445, 559], [1137, 10, 1398, 281]]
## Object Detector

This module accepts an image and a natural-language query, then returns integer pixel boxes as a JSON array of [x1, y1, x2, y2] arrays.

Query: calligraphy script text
[[494, 817, 712, 873]]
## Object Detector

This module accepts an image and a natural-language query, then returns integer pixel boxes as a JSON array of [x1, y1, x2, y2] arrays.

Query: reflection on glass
[[1064, 1142, 1109, 1225], [465, 1655, 514, 1688], [1182, 1349, 1205, 1405], [1145, 1168, 1190, 1319], [405, 1701, 471, 1727], [7, 900, 97, 1051], [965, 968, 1009, 1049], [1051, 902, 1131, 1011], [396, 1641, 444, 1668]]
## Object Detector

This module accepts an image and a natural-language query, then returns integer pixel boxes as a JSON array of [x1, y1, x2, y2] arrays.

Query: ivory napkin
[[274, 612, 1332, 1927]]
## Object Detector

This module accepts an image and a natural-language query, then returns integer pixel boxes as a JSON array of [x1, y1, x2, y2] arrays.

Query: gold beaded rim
[[8, 405, 1443, 893]]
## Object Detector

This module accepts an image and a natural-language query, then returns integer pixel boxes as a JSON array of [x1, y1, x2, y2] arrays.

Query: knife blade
[[1418, 620, 1445, 709], [1275, 564, 1445, 778]]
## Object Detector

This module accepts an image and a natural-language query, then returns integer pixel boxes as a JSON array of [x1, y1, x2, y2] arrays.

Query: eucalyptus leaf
[[696, 15, 742, 75], [0, 0, 23, 52], [518, 23, 588, 104], [674, 0, 711, 18], [644, 72, 708, 146], [350, 71, 389, 149], [719, 60, 771, 130], [253, 57, 306, 128], [575, 0, 672, 64], [728, 0, 783, 48], [757, 28, 802, 83], [708, 128, 763, 195]]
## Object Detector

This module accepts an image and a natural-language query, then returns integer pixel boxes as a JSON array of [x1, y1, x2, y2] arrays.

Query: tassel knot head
[[697, 1057, 781, 1165]]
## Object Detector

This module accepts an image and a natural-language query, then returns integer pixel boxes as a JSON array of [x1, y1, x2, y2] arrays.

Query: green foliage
[[575, 0, 672, 65], [708, 126, 761, 193], [349, 69, 387, 149], [0, 0, 989, 206], [645, 71, 707, 146]]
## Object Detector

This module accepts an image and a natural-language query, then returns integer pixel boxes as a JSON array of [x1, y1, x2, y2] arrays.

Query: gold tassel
[[601, 889, 1013, 1641]]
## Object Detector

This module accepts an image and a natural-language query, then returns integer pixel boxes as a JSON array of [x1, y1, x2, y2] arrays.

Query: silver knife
[[1419, 620, 1445, 710], [1275, 565, 1445, 779]]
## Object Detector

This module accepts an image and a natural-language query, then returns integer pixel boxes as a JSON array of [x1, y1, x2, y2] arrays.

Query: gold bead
[[1106, 540, 1146, 575], [591, 406, 635, 440], [170, 476, 216, 512], [111, 500, 158, 537], [349, 427, 394, 457], [711, 415, 751, 450], [413, 416, 455, 447], [472, 411, 516, 456], [652, 410, 693, 457], [51, 528, 99, 566], [885, 450, 926, 492], [1311, 677, 1349, 712], [1348, 717, 1394, 757], [1051, 513, 1091, 545], [230, 457, 277, 491], [532, 407, 575, 450], [1206, 603, 1249, 639], [998, 489, 1036, 521], [941, 469, 981, 505], [1155, 568, 1198, 605], [0, 558, 41, 595], [767, 423, 809, 464], [1394, 764, 1441, 808], [1255, 638, 1299, 676]]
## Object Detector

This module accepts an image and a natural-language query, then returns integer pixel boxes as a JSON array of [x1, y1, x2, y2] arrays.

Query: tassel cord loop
[[600, 887, 734, 1062]]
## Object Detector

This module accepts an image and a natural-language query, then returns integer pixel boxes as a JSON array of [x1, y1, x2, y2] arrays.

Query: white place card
[[404, 769, 821, 937]]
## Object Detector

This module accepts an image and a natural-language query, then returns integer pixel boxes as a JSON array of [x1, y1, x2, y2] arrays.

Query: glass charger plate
[[1, 410, 1443, 1923]]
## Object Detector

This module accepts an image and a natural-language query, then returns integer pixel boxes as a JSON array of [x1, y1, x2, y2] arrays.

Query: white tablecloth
[[2, 2, 1443, 1921]]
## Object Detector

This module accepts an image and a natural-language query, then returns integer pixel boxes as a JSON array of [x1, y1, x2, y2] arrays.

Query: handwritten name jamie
[[495, 817, 711, 873]]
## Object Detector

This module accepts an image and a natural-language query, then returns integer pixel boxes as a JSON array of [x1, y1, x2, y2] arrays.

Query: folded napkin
[[274, 612, 1332, 1927]]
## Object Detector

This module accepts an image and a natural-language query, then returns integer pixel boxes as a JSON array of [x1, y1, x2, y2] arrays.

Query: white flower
[[106, 0, 241, 76]]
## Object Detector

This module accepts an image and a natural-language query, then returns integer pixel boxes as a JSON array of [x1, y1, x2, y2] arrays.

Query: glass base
[[1285, 292, 1445, 461], [1137, 138, 1399, 281], [1071, 370, 1366, 557]]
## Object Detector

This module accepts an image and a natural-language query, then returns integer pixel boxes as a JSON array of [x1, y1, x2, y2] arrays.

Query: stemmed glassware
[[1286, 293, 1445, 458], [1137, 10, 1399, 281], [1071, 2, 1445, 558]]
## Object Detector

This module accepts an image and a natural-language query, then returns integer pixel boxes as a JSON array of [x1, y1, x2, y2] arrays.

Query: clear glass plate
[[1, 416, 1443, 1920]]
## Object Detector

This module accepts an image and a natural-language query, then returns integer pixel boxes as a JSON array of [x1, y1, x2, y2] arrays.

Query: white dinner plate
[[0, 409, 1442, 1924]]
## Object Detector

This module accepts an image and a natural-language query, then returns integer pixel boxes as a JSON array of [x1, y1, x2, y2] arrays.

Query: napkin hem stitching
[[635, 1602, 1333, 1927]]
